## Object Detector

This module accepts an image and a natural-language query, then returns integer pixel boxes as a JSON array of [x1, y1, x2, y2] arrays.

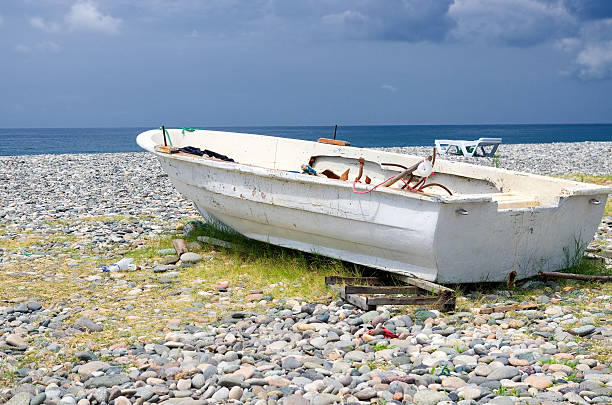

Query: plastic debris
[[102, 257, 138, 272]]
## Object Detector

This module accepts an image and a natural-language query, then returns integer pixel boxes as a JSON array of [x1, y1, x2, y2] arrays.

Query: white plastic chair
[[435, 137, 502, 157]]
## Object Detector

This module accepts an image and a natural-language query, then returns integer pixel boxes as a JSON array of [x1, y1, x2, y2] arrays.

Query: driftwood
[[539, 271, 612, 282]]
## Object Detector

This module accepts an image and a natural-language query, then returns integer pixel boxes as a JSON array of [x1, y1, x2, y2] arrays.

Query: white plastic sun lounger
[[435, 137, 502, 157]]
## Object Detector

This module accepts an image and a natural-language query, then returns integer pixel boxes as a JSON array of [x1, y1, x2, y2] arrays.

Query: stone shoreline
[[0, 143, 611, 405]]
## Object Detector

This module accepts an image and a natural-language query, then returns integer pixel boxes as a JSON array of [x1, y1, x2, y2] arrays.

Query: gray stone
[[92, 388, 109, 404], [78, 361, 110, 376], [572, 325, 596, 336], [309, 394, 340, 405], [191, 373, 206, 389], [159, 399, 206, 405], [30, 393, 45, 405], [136, 387, 154, 401], [180, 252, 202, 263], [84, 373, 130, 388], [355, 388, 377, 400], [7, 392, 31, 405], [486, 366, 519, 380], [198, 364, 217, 380], [413, 390, 451, 405], [360, 311, 380, 324], [219, 376, 246, 388], [282, 356, 302, 370], [73, 316, 103, 332], [344, 350, 367, 362], [26, 302, 42, 311], [211, 387, 229, 401]]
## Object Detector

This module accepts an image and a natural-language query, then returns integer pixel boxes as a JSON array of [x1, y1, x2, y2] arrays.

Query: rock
[[26, 301, 42, 311], [345, 350, 367, 362], [281, 394, 309, 405], [6, 334, 27, 348], [30, 393, 45, 405], [7, 392, 31, 405], [84, 373, 130, 388], [441, 376, 467, 390], [211, 387, 230, 401], [180, 252, 202, 263], [355, 388, 377, 400], [92, 388, 109, 404], [159, 399, 206, 405], [360, 311, 379, 324], [73, 316, 103, 332], [78, 361, 110, 376], [282, 356, 302, 370], [114, 397, 131, 405], [198, 364, 217, 380], [413, 390, 451, 405], [572, 325, 596, 336], [176, 379, 191, 391], [525, 375, 553, 389], [219, 376, 246, 388], [228, 386, 243, 400], [487, 366, 519, 380], [191, 373, 206, 389]]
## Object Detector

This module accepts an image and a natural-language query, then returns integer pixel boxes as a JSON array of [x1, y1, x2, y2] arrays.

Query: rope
[[352, 175, 396, 194], [181, 127, 201, 135]]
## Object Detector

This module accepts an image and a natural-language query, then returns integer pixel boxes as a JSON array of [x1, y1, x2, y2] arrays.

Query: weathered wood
[[396, 275, 454, 295], [539, 271, 612, 282], [341, 292, 375, 311], [172, 238, 188, 256], [325, 276, 387, 286], [366, 296, 439, 306], [479, 303, 538, 314], [344, 285, 420, 295], [326, 275, 456, 312]]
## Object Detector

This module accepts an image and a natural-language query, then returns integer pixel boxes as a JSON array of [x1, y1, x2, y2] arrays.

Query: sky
[[1, 0, 612, 127]]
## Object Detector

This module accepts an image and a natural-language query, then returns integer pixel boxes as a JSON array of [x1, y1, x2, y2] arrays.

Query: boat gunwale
[[137, 129, 612, 203]]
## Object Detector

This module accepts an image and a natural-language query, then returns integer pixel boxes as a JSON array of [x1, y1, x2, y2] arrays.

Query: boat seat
[[435, 138, 501, 157], [491, 193, 540, 209]]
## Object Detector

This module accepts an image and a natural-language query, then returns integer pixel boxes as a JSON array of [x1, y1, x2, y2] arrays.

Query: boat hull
[[156, 153, 607, 283]]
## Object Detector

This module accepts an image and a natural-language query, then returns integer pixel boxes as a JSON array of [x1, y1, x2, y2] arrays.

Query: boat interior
[[147, 128, 605, 211]]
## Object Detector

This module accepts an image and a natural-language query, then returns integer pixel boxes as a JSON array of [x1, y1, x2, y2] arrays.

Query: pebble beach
[[1, 142, 611, 405]]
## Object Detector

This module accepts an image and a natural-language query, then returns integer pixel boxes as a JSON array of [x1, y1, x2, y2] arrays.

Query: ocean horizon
[[1, 123, 611, 156]]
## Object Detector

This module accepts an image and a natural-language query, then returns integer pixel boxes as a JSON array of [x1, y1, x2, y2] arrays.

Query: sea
[[1, 124, 611, 156]]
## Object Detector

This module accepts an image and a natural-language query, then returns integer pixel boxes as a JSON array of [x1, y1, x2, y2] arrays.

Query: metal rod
[[162, 125, 167, 146], [333, 124, 338, 140]]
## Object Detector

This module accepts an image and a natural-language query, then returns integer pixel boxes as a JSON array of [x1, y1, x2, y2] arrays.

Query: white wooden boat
[[137, 128, 610, 283]]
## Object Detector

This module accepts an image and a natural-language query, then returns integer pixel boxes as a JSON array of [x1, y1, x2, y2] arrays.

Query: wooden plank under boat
[[137, 128, 610, 283]]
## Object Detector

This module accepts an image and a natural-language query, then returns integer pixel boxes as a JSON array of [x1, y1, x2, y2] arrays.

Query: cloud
[[559, 19, 612, 80], [15, 44, 31, 53], [65, 1, 121, 34], [563, 0, 612, 21], [449, 0, 576, 47], [38, 41, 62, 53], [574, 41, 612, 79], [319, 0, 456, 42], [30, 16, 61, 32], [381, 84, 397, 92], [13, 41, 61, 54]]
